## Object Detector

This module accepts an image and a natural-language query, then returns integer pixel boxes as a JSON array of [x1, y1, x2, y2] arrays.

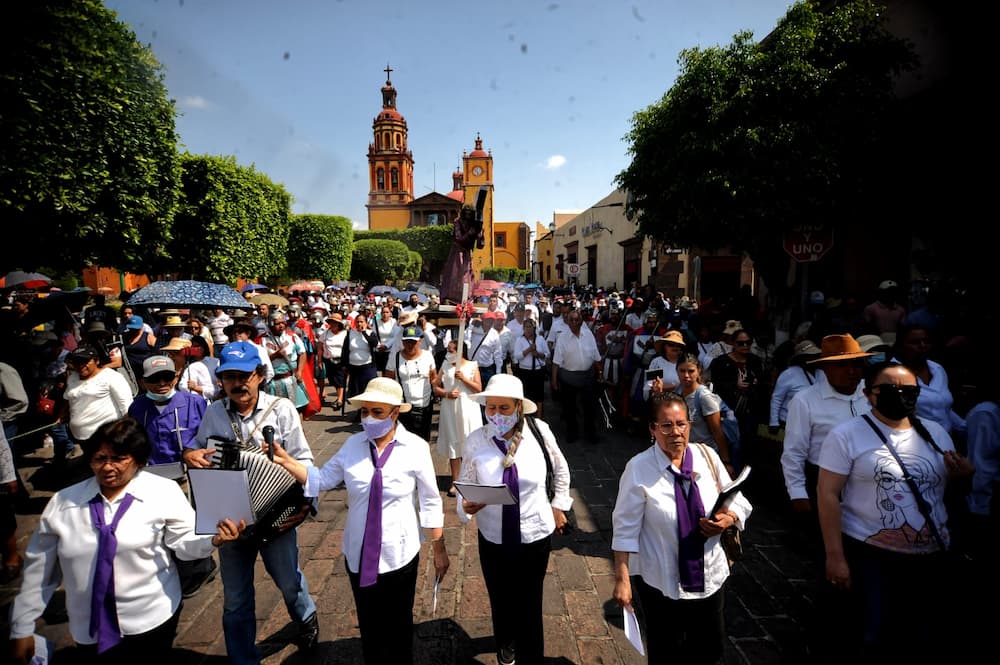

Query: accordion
[[211, 438, 311, 542]]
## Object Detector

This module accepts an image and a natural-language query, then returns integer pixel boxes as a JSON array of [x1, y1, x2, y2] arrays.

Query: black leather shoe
[[296, 613, 319, 650], [497, 645, 516, 665]]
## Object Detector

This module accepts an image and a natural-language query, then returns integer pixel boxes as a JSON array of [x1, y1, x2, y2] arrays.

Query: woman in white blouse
[[267, 377, 449, 665], [9, 417, 241, 663], [177, 335, 219, 402], [384, 324, 437, 442], [459, 374, 573, 665], [612, 392, 752, 664], [512, 318, 550, 419]]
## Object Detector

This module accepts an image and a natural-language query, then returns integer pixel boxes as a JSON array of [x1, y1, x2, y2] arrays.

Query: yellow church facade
[[366, 68, 495, 281]]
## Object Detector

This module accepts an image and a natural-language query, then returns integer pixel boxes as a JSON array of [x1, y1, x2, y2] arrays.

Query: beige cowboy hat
[[722, 320, 743, 336], [161, 315, 187, 328], [348, 377, 412, 412], [807, 334, 874, 364], [397, 310, 418, 326], [654, 329, 686, 353], [855, 334, 891, 353], [470, 374, 538, 415], [161, 337, 192, 352], [791, 340, 822, 362]]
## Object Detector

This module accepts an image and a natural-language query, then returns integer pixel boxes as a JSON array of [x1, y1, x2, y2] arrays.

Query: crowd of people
[[0, 276, 993, 664]]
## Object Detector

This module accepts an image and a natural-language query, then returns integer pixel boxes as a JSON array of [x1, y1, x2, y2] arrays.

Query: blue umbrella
[[396, 290, 428, 304], [367, 285, 400, 296], [240, 283, 269, 294], [126, 280, 248, 309]]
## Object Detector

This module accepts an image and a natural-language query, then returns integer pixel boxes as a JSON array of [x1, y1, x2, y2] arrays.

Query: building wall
[[367, 207, 411, 231], [493, 221, 529, 270]]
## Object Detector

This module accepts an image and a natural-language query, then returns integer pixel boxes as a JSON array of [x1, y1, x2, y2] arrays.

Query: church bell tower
[[366, 65, 415, 230]]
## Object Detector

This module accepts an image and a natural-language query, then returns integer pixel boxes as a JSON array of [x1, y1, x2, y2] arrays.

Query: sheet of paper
[[453, 482, 517, 505], [187, 468, 257, 534], [623, 606, 645, 655], [432, 575, 440, 614]]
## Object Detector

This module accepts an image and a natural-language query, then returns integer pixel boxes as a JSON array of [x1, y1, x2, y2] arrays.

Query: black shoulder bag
[[524, 415, 575, 534]]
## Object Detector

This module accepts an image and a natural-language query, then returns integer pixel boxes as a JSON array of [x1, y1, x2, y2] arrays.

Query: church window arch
[[377, 168, 385, 190], [391, 168, 399, 190]]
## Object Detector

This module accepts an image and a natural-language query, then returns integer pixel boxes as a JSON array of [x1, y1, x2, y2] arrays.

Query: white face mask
[[486, 412, 519, 438], [445, 352, 459, 365]]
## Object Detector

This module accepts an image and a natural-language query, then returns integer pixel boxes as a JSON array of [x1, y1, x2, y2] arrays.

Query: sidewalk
[[3, 391, 835, 664]]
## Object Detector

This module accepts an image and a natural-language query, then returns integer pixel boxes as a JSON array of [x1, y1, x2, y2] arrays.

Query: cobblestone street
[[3, 390, 850, 664]]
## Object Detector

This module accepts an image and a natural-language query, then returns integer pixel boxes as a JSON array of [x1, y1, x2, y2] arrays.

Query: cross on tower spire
[[384, 63, 393, 83]]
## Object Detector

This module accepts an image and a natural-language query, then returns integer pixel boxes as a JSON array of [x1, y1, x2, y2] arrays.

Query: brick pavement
[[2, 389, 846, 664]]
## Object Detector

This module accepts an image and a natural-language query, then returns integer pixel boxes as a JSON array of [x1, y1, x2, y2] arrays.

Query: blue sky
[[104, 0, 794, 229]]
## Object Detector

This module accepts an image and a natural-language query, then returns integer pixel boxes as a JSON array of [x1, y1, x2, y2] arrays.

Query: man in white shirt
[[206, 308, 234, 356], [506, 304, 526, 341], [465, 312, 504, 391], [185, 341, 319, 662], [551, 309, 602, 444], [522, 292, 540, 323], [402, 293, 426, 315], [780, 334, 872, 550]]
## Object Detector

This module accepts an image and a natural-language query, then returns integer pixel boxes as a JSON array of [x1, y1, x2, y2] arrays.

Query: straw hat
[[807, 334, 874, 364], [470, 374, 537, 415], [654, 330, 686, 353], [855, 334, 890, 353], [162, 315, 186, 328], [791, 340, 822, 361], [722, 320, 743, 336], [348, 377, 412, 412], [161, 337, 192, 352], [398, 310, 418, 326]]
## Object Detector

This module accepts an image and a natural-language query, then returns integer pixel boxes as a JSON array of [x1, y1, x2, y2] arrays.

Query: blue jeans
[[218, 529, 316, 665]]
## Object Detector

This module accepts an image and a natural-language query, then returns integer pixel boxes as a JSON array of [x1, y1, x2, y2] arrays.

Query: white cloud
[[179, 95, 211, 110], [545, 154, 567, 170]]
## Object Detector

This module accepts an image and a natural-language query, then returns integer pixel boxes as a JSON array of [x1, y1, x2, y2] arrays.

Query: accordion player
[[199, 430, 314, 542]]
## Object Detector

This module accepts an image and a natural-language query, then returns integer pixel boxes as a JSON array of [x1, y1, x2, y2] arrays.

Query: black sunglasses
[[872, 383, 920, 398]]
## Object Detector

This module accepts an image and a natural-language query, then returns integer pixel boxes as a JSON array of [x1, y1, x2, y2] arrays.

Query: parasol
[[249, 292, 290, 307], [27, 287, 92, 325], [288, 280, 325, 293], [125, 280, 247, 309], [366, 285, 400, 297], [396, 290, 428, 304], [2, 271, 52, 290], [240, 283, 269, 294]]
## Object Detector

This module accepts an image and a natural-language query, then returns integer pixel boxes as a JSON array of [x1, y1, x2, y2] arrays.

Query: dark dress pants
[[478, 531, 551, 665], [636, 577, 725, 665], [557, 368, 597, 442], [347, 553, 419, 664]]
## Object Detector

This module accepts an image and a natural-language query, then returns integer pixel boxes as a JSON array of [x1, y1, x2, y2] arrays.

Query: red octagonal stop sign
[[783, 225, 834, 263]]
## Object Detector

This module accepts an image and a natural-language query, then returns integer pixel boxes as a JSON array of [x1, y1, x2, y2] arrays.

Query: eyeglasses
[[733, 340, 752, 347], [145, 373, 176, 384], [652, 420, 688, 434], [91, 454, 133, 468]]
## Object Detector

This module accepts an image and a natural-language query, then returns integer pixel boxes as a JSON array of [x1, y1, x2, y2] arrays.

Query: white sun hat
[[470, 374, 537, 415], [348, 377, 412, 412]]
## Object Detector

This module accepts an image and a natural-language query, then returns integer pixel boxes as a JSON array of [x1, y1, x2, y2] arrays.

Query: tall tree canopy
[[616, 0, 915, 290], [287, 214, 354, 283], [168, 154, 291, 284], [0, 0, 180, 273]]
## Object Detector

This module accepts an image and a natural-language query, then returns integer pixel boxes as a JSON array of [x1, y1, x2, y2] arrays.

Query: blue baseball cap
[[126, 315, 144, 330], [216, 341, 262, 374]]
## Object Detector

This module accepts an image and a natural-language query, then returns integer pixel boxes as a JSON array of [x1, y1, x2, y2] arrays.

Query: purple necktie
[[360, 440, 396, 587], [492, 437, 521, 550], [89, 492, 136, 653], [668, 447, 707, 592]]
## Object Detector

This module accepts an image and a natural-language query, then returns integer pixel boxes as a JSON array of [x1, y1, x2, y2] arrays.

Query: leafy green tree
[[287, 214, 353, 283], [616, 0, 916, 292], [402, 250, 423, 282], [168, 154, 291, 283], [0, 0, 180, 273], [352, 239, 411, 284], [354, 225, 453, 281]]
